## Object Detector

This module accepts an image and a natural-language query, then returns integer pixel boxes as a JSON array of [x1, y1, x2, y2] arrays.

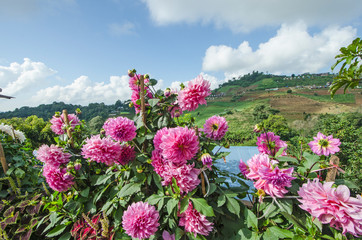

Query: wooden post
[[325, 155, 339, 182], [0, 142, 8, 174], [62, 109, 74, 147]]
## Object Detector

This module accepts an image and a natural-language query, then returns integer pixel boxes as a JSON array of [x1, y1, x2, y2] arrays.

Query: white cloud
[[32, 75, 133, 106], [142, 0, 362, 32], [108, 22, 136, 36], [0, 58, 56, 95], [170, 73, 222, 93], [202, 22, 357, 79]]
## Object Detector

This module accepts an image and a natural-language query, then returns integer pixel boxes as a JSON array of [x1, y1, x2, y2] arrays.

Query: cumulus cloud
[[0, 58, 56, 95], [170, 73, 222, 93], [32, 75, 132, 106], [142, 0, 362, 32], [108, 22, 136, 36], [202, 22, 357, 79]]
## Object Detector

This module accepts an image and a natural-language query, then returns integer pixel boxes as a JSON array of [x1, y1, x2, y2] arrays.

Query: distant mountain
[[0, 100, 134, 121]]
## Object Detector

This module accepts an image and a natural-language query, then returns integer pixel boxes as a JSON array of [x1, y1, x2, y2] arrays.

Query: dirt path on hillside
[[269, 95, 355, 114]]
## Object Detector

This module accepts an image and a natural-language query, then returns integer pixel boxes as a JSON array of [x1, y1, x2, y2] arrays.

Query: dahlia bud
[[63, 172, 73, 181], [74, 162, 82, 170], [253, 124, 262, 133], [146, 159, 152, 164], [136, 166, 144, 173], [76, 108, 82, 115], [173, 110, 181, 118], [54, 112, 61, 118], [201, 153, 213, 170], [144, 74, 150, 79], [66, 162, 74, 170], [129, 102, 134, 108], [223, 141, 230, 149], [128, 69, 135, 77], [164, 88, 171, 97]]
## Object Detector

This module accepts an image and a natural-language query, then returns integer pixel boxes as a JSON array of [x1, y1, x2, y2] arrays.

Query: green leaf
[[245, 209, 257, 230], [276, 156, 299, 164], [149, 78, 158, 86], [179, 197, 189, 214], [147, 194, 163, 205], [280, 212, 308, 233], [118, 182, 141, 198], [217, 195, 226, 207], [269, 226, 294, 238], [46, 224, 67, 237], [226, 196, 240, 217], [335, 179, 359, 189], [80, 187, 90, 197], [14, 168, 25, 179], [190, 198, 215, 217], [148, 99, 160, 107], [166, 198, 178, 215], [59, 232, 72, 240], [94, 174, 112, 186]]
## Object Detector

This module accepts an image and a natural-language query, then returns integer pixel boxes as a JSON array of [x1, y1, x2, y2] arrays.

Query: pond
[[214, 146, 259, 193]]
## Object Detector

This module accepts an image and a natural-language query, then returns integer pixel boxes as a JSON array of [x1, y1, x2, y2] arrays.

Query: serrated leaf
[[269, 226, 294, 238], [179, 197, 189, 214], [245, 209, 257, 230], [59, 232, 72, 240], [226, 196, 240, 217], [217, 195, 226, 207], [190, 198, 214, 217], [277, 156, 299, 164], [166, 198, 178, 215], [46, 224, 67, 238], [148, 99, 160, 107], [94, 174, 112, 186], [80, 187, 90, 197], [118, 182, 141, 198]]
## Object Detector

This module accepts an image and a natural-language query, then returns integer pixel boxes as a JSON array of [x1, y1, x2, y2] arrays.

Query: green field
[[296, 93, 356, 103]]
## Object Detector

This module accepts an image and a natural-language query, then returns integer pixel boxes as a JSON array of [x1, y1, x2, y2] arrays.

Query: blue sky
[[1, 0, 361, 112]]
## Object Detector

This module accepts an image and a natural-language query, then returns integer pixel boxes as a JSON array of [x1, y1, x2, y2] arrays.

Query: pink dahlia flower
[[50, 113, 80, 135], [161, 163, 200, 194], [159, 126, 199, 166], [154, 127, 169, 150], [36, 144, 71, 168], [298, 179, 362, 237], [103, 116, 137, 142], [239, 159, 250, 177], [177, 75, 211, 112], [43, 165, 74, 192], [116, 144, 135, 165], [257, 166, 295, 198], [201, 153, 213, 170], [81, 135, 121, 166], [257, 132, 287, 157], [308, 132, 341, 156], [122, 201, 160, 239], [179, 202, 213, 237], [246, 153, 295, 198], [203, 116, 228, 140], [151, 149, 167, 176], [129, 74, 150, 91]]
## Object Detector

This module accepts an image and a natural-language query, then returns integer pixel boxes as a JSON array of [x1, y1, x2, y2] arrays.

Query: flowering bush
[[16, 69, 360, 240]]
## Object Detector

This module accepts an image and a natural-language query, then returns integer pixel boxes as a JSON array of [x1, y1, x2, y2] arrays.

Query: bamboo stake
[[0, 142, 8, 174], [325, 155, 339, 182]]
